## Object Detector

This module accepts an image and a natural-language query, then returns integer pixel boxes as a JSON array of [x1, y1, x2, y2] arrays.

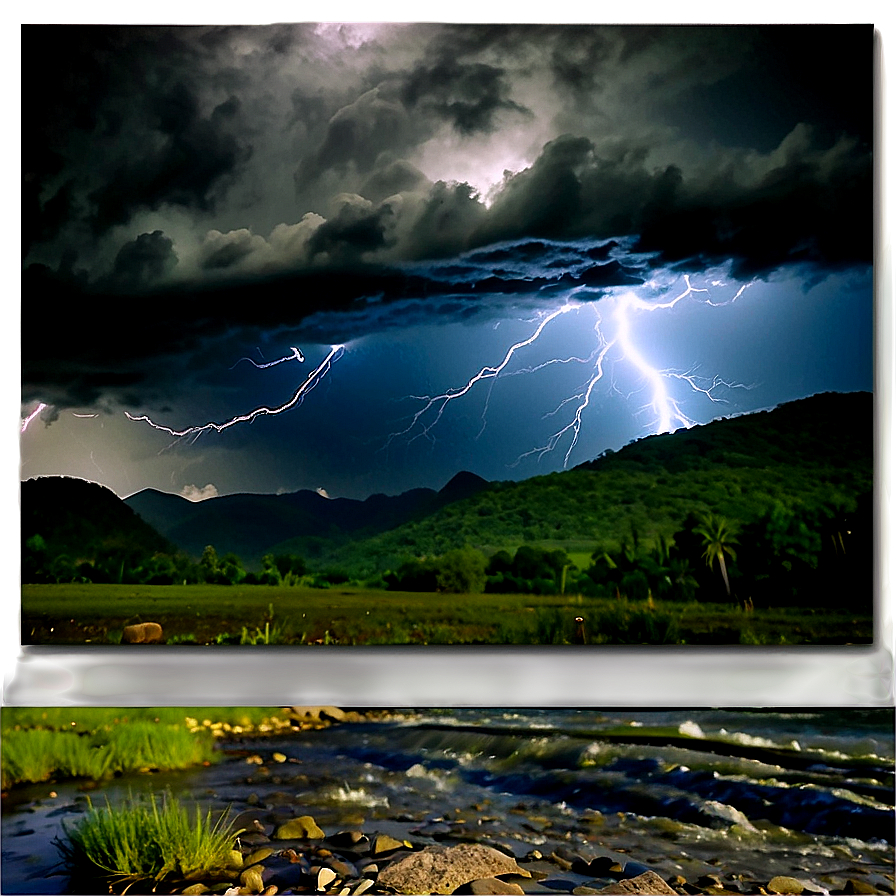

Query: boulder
[[121, 622, 163, 643], [273, 815, 325, 839], [377, 844, 530, 895], [288, 706, 347, 723], [767, 877, 804, 895], [454, 878, 526, 894], [594, 871, 678, 894]]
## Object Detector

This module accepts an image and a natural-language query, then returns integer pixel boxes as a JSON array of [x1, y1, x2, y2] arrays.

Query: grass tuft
[[56, 791, 242, 891]]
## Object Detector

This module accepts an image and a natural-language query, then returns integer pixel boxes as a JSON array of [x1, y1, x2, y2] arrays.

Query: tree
[[694, 513, 739, 602], [434, 547, 487, 594]]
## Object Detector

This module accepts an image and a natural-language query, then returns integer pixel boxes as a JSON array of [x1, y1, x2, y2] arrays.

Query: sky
[[19, 23, 875, 502]]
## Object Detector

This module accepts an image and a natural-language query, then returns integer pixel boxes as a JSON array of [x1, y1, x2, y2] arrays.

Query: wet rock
[[289, 706, 348, 724], [454, 877, 526, 894], [571, 888, 603, 896], [352, 880, 374, 895], [372, 833, 407, 856], [121, 622, 163, 643], [377, 843, 531, 895], [316, 867, 337, 890], [593, 870, 678, 894], [840, 881, 884, 895], [328, 859, 359, 879], [181, 886, 210, 895], [768, 876, 805, 895], [243, 848, 275, 867], [329, 830, 368, 850], [696, 874, 724, 889], [240, 867, 265, 893], [274, 815, 325, 839]]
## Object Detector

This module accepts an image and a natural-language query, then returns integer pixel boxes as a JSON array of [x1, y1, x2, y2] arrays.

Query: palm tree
[[694, 513, 739, 601]]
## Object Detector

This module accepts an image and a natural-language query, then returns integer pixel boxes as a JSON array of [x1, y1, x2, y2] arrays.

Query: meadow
[[21, 583, 874, 646]]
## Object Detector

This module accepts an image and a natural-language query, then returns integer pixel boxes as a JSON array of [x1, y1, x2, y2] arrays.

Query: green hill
[[315, 391, 872, 577]]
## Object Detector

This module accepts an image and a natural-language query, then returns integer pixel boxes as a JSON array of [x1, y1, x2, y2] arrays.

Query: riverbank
[[2, 710, 893, 895]]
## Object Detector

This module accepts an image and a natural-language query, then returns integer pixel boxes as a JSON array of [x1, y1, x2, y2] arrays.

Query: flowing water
[[2, 709, 894, 894]]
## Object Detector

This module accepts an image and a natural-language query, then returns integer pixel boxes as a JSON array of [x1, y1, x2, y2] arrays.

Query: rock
[[768, 876, 804, 895], [594, 870, 678, 894], [289, 706, 347, 724], [240, 867, 266, 893], [371, 833, 407, 856], [244, 848, 275, 867], [572, 889, 603, 896], [841, 881, 883, 895], [377, 844, 530, 895], [328, 830, 368, 849], [181, 886, 210, 895], [573, 856, 622, 879], [328, 859, 359, 879], [353, 881, 374, 895], [317, 867, 337, 890], [121, 622, 163, 643], [454, 878, 526, 894], [274, 815, 325, 839]]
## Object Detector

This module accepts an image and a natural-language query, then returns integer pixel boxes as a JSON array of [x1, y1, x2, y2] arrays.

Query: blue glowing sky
[[20, 24, 873, 500]]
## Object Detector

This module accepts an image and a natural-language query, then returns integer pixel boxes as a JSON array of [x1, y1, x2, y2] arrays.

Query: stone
[[328, 830, 368, 849], [767, 876, 805, 895], [594, 870, 678, 894], [328, 860, 359, 879], [121, 622, 163, 643], [240, 867, 265, 893], [181, 886, 210, 895], [353, 881, 374, 895], [317, 867, 337, 890], [289, 706, 347, 724], [371, 833, 407, 856], [454, 878, 526, 894], [244, 848, 275, 867], [377, 844, 531, 895], [274, 815, 325, 839], [842, 881, 882, 895]]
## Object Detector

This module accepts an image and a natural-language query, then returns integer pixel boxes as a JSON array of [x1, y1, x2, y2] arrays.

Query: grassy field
[[21, 583, 874, 646]]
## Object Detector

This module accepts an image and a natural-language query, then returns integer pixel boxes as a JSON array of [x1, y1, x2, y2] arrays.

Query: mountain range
[[22, 391, 873, 577]]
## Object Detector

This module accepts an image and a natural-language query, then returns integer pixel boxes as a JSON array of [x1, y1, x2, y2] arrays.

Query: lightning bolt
[[231, 346, 305, 369], [391, 274, 754, 468], [386, 303, 577, 446], [126, 344, 344, 438], [20, 402, 47, 433]]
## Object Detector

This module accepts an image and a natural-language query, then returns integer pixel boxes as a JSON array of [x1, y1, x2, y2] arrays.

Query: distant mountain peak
[[439, 470, 490, 496]]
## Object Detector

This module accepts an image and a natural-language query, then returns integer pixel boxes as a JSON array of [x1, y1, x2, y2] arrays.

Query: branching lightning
[[390, 275, 755, 468], [385, 303, 577, 446], [231, 346, 304, 369], [20, 402, 47, 433], [126, 344, 343, 438]]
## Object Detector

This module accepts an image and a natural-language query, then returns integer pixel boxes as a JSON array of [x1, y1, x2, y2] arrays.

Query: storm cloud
[[22, 24, 872, 413]]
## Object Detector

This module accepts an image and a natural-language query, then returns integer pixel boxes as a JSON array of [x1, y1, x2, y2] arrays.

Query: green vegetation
[[20, 393, 874, 643], [1, 708, 293, 790], [20, 583, 872, 647], [56, 792, 242, 892]]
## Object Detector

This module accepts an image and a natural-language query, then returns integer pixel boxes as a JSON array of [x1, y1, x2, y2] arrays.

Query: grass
[[56, 791, 242, 892], [20, 582, 874, 646], [0, 708, 294, 790]]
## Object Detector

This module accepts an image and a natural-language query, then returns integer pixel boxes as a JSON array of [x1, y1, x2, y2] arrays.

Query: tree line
[[384, 496, 871, 610]]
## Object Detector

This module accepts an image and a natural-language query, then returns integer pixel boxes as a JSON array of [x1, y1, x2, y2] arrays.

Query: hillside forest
[[21, 391, 873, 613]]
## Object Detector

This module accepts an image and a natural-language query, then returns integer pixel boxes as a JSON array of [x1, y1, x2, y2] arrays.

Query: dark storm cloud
[[87, 87, 251, 234], [22, 25, 253, 252], [20, 24, 872, 413], [110, 231, 178, 287], [395, 58, 531, 136]]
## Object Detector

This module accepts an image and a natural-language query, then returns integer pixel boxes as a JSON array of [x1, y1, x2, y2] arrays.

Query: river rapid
[[2, 709, 894, 894]]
